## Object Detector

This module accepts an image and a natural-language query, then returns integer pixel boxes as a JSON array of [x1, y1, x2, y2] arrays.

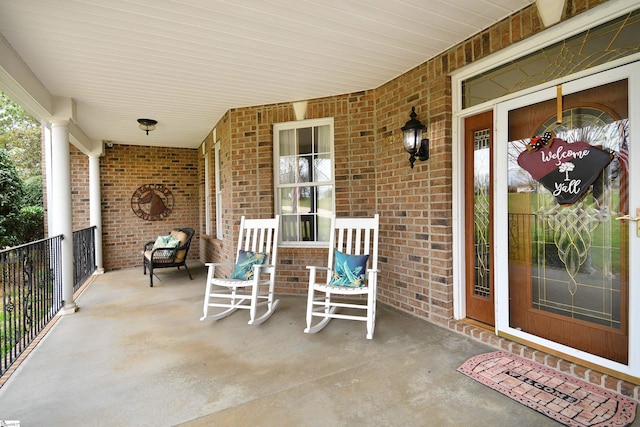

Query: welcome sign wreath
[[517, 132, 612, 205]]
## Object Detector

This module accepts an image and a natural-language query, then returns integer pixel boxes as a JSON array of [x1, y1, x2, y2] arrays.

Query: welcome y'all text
[[553, 179, 582, 197], [541, 145, 590, 166]]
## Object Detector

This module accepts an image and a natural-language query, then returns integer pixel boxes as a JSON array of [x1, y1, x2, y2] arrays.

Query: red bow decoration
[[526, 131, 553, 151]]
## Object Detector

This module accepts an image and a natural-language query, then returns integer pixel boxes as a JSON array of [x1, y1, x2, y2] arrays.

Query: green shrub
[[0, 148, 24, 248], [23, 175, 43, 207], [18, 205, 44, 243]]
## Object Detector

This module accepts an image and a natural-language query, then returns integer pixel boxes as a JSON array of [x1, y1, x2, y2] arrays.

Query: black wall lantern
[[401, 106, 429, 168]]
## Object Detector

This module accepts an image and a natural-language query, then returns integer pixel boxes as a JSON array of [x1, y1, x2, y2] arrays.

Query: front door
[[496, 65, 639, 365]]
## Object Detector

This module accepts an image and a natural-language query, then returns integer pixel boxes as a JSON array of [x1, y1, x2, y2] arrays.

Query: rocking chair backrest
[[236, 216, 280, 266], [327, 214, 379, 284]]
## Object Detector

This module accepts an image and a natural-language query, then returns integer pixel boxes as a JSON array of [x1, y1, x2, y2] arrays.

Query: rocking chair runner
[[201, 216, 280, 325], [305, 214, 380, 339]]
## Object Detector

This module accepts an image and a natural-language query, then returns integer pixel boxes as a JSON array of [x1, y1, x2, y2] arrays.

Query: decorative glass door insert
[[465, 111, 495, 325], [503, 77, 630, 364]]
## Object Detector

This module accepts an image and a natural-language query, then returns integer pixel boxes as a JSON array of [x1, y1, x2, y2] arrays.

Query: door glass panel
[[474, 129, 491, 298], [531, 111, 627, 327], [509, 113, 627, 327], [506, 79, 629, 362]]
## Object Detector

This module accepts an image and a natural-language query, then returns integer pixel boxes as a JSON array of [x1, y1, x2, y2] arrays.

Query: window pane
[[279, 188, 295, 214], [282, 215, 300, 241], [298, 156, 311, 183], [279, 129, 296, 156], [316, 125, 331, 153], [317, 215, 332, 242], [298, 127, 313, 155], [317, 185, 333, 215], [279, 156, 298, 184], [314, 154, 332, 182], [298, 186, 312, 213]]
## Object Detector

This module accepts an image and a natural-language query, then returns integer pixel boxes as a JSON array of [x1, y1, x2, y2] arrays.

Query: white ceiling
[[0, 0, 534, 148]]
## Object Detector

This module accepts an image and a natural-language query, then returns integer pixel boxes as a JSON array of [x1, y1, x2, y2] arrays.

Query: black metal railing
[[1, 227, 97, 377], [1, 235, 63, 376], [73, 226, 97, 292]]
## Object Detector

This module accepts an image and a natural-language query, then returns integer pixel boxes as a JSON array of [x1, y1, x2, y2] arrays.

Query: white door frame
[[494, 62, 640, 377]]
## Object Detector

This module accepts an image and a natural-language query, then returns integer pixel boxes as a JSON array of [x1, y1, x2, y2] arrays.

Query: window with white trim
[[204, 153, 211, 236], [214, 141, 222, 238], [274, 118, 334, 245]]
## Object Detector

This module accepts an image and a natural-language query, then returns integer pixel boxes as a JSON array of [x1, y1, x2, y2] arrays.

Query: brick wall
[[200, 92, 378, 293], [371, 0, 608, 327], [374, 61, 453, 324], [70, 145, 90, 229], [200, 0, 608, 312], [195, 0, 635, 399], [96, 144, 200, 271]]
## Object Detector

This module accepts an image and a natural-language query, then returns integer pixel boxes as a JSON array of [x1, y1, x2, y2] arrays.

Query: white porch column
[[89, 153, 104, 273], [48, 119, 78, 314]]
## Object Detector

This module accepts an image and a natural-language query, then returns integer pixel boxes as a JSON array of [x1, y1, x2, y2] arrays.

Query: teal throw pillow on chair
[[151, 234, 180, 258], [329, 250, 369, 287], [230, 250, 268, 280]]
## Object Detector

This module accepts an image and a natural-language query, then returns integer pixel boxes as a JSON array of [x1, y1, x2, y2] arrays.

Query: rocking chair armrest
[[306, 265, 330, 285], [204, 262, 235, 280], [204, 262, 235, 268], [306, 265, 330, 271], [253, 264, 275, 274]]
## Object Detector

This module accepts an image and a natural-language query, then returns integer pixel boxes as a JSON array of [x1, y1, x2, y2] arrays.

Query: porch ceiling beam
[[0, 38, 102, 155], [70, 122, 103, 156], [0, 33, 52, 120]]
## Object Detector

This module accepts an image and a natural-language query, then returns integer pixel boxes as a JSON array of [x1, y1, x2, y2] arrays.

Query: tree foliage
[[18, 205, 45, 243], [0, 91, 44, 246], [23, 175, 43, 206], [0, 148, 24, 247], [0, 91, 41, 180], [0, 92, 39, 130]]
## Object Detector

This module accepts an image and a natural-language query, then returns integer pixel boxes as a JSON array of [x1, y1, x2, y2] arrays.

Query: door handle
[[614, 215, 640, 221], [615, 208, 640, 237]]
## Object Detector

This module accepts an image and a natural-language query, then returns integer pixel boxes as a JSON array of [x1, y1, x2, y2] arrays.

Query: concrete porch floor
[[0, 262, 634, 426]]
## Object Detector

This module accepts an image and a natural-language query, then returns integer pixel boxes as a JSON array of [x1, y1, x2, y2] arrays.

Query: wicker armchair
[[142, 227, 195, 287]]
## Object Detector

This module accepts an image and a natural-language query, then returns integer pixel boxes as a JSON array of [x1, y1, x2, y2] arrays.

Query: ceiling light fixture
[[137, 118, 157, 135]]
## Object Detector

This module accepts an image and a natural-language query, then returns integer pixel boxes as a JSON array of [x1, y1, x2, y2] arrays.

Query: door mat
[[457, 351, 637, 427]]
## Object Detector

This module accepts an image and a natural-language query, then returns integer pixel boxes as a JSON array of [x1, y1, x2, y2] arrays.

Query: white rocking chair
[[305, 214, 379, 339], [201, 216, 280, 325]]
